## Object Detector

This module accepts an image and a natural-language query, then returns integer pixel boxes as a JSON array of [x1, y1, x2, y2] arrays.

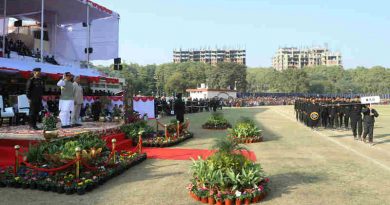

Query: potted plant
[[214, 191, 224, 205], [112, 106, 122, 122], [43, 112, 58, 140], [76, 181, 87, 195], [99, 112, 106, 122], [224, 192, 235, 205]]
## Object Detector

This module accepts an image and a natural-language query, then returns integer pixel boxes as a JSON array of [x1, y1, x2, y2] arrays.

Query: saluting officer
[[26, 67, 45, 130]]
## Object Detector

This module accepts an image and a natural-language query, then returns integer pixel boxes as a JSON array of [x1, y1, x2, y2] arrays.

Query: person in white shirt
[[72, 76, 83, 126], [57, 72, 75, 128]]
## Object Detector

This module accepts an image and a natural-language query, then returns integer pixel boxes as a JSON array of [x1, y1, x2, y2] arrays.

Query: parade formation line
[[273, 107, 390, 173]]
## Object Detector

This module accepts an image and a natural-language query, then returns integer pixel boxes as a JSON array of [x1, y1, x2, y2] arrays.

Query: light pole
[[349, 89, 353, 99]]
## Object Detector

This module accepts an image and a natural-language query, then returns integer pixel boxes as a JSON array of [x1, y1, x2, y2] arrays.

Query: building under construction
[[173, 48, 246, 65], [272, 47, 342, 70]]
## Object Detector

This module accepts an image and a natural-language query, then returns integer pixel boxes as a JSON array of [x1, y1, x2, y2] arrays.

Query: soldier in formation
[[294, 96, 379, 146]]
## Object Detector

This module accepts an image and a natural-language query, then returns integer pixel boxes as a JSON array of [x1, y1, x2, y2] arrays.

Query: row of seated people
[[1, 98, 125, 127], [0, 36, 59, 65]]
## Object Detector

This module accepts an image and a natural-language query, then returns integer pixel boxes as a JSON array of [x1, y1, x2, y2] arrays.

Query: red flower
[[265, 178, 270, 183]]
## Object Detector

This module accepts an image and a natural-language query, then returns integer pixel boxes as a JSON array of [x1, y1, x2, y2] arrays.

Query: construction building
[[272, 47, 342, 70], [173, 48, 246, 65]]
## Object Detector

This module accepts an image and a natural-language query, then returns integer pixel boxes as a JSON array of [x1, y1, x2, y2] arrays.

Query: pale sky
[[93, 0, 390, 68]]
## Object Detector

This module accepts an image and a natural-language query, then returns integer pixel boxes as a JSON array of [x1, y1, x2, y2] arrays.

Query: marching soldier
[[343, 98, 352, 129], [350, 96, 363, 140], [329, 98, 337, 129], [362, 104, 379, 145]]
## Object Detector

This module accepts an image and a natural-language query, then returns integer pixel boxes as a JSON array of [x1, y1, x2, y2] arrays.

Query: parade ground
[[1, 106, 390, 205]]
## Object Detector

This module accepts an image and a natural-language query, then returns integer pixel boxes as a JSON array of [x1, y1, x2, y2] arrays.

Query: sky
[[93, 0, 390, 68]]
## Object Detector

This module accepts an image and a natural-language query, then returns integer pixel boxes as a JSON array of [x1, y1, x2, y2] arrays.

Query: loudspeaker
[[14, 20, 22, 27], [114, 64, 122, 71], [114, 58, 121, 64], [84, 47, 93, 54]]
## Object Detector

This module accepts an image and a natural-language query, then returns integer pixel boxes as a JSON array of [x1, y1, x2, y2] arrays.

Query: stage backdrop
[[133, 97, 155, 119]]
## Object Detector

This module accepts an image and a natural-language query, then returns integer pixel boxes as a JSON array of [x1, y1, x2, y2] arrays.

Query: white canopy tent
[[0, 0, 119, 67]]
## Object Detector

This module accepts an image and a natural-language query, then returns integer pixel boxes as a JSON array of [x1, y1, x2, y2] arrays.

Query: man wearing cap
[[174, 93, 185, 123], [26, 68, 45, 130], [71, 76, 83, 127], [57, 72, 75, 128]]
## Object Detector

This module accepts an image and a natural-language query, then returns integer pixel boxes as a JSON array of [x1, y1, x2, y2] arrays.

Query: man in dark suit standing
[[174, 93, 185, 123], [26, 68, 45, 130]]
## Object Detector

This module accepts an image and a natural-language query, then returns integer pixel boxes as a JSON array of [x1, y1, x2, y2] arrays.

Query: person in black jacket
[[362, 104, 379, 145], [26, 68, 45, 130], [350, 96, 363, 140], [174, 93, 185, 123]]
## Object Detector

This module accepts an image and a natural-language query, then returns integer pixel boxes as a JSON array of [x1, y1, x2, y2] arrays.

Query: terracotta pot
[[259, 193, 265, 201], [216, 200, 223, 205], [225, 199, 233, 205], [201, 197, 208, 204], [244, 198, 251, 205], [208, 197, 215, 205], [252, 195, 259, 203], [235, 199, 242, 205]]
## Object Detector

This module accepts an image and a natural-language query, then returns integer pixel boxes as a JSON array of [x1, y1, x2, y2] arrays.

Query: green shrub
[[120, 121, 154, 139]]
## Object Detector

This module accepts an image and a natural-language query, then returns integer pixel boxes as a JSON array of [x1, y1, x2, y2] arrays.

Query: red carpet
[[142, 147, 257, 161]]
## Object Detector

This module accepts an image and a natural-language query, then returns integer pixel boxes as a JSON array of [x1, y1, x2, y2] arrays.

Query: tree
[[207, 62, 247, 91]]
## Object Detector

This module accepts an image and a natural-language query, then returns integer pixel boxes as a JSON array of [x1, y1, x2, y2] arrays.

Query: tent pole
[[2, 0, 6, 58], [54, 13, 57, 58], [40, 0, 44, 62], [86, 4, 90, 68]]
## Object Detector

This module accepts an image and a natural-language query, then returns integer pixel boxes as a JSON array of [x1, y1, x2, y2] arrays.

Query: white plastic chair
[[0, 95, 15, 126], [17, 94, 30, 115]]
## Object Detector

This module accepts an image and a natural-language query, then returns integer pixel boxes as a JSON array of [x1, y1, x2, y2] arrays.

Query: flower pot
[[65, 188, 74, 195], [252, 196, 259, 203], [208, 197, 215, 205], [244, 198, 251, 205], [14, 182, 21, 188], [43, 130, 59, 140], [201, 197, 208, 204], [21, 183, 29, 189], [77, 188, 86, 195], [43, 184, 50, 191], [235, 199, 242, 205], [57, 186, 65, 194], [224, 199, 233, 205], [216, 200, 223, 205]]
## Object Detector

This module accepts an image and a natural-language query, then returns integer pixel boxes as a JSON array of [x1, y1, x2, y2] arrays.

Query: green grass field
[[1, 106, 390, 205]]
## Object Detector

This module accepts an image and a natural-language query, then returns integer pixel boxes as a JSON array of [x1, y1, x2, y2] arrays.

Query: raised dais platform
[[0, 121, 123, 140]]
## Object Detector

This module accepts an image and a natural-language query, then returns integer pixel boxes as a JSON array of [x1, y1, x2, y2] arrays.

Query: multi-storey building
[[173, 48, 246, 65], [272, 47, 342, 70]]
